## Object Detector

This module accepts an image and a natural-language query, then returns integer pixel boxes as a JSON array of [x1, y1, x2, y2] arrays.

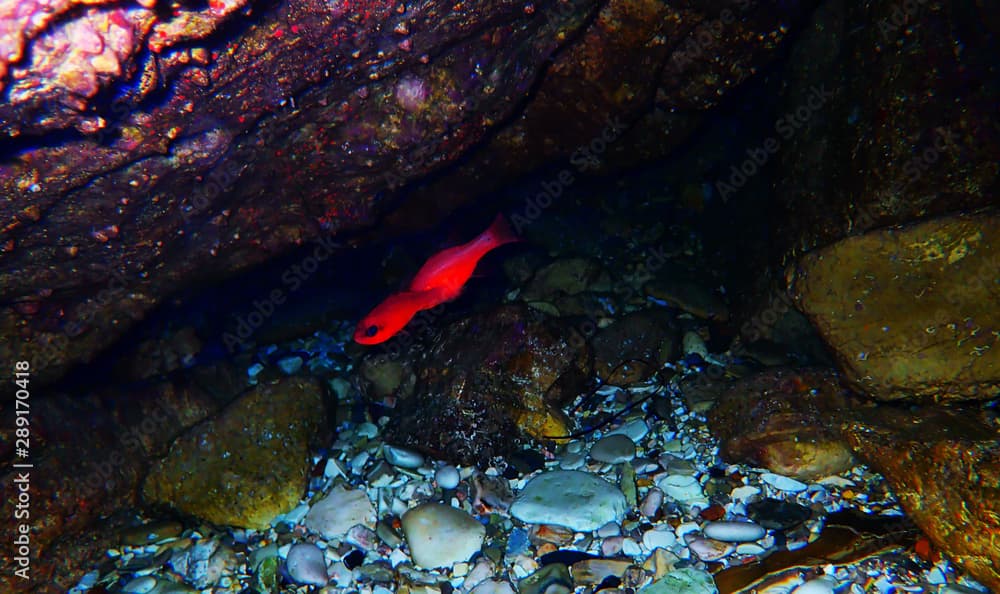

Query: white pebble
[[384, 444, 425, 469], [122, 576, 157, 594], [761, 473, 808, 493], [435, 465, 461, 489], [703, 521, 766, 543], [622, 537, 642, 556], [791, 578, 837, 594], [642, 527, 677, 550]]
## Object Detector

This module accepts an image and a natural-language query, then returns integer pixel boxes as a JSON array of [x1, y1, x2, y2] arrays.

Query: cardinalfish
[[353, 214, 519, 345]]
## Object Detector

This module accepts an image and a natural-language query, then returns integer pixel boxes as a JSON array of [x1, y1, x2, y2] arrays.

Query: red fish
[[354, 215, 519, 345]]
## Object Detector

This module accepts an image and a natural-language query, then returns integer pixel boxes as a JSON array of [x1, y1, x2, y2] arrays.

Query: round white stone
[[122, 576, 158, 594], [642, 527, 677, 550], [435, 465, 461, 489], [589, 434, 637, 463], [285, 543, 329, 587], [510, 470, 628, 532], [304, 486, 376, 539], [384, 444, 425, 468], [703, 521, 766, 542], [401, 503, 485, 569]]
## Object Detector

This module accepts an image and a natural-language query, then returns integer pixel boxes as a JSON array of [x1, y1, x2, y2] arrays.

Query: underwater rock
[[788, 210, 999, 403], [521, 258, 611, 301], [843, 407, 1000, 592], [143, 376, 323, 529], [590, 308, 679, 385], [706, 368, 857, 480], [401, 503, 486, 569], [642, 271, 729, 321], [386, 304, 590, 466]]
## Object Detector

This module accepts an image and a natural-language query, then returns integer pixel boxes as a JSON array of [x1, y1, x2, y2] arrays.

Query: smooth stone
[[590, 434, 636, 463], [285, 543, 329, 587], [730, 485, 761, 502], [606, 419, 650, 442], [511, 471, 628, 532], [601, 536, 623, 556], [122, 576, 158, 594], [641, 568, 718, 594], [384, 444, 425, 469], [702, 521, 766, 543], [519, 563, 573, 594], [596, 521, 621, 537], [657, 474, 708, 507], [682, 331, 709, 358], [642, 527, 676, 550], [569, 558, 633, 585], [470, 580, 516, 594], [435, 465, 461, 489], [401, 503, 485, 568], [761, 473, 808, 493], [640, 488, 664, 518], [687, 537, 735, 561], [622, 537, 641, 556], [559, 452, 586, 470], [791, 578, 837, 594], [304, 486, 376, 539]]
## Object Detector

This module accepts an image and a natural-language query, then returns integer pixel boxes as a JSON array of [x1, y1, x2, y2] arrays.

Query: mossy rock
[[143, 377, 323, 529]]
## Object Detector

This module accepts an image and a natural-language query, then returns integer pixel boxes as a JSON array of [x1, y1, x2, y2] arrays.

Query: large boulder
[[843, 408, 1000, 592], [385, 304, 591, 465], [788, 210, 999, 403], [143, 376, 324, 528]]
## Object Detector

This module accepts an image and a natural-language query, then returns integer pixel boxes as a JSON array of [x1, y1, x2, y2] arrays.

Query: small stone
[[642, 527, 676, 550], [600, 536, 623, 556], [560, 452, 586, 470], [277, 356, 304, 374], [622, 537, 642, 556], [702, 521, 766, 542], [304, 486, 376, 539], [285, 543, 328, 587], [657, 474, 708, 508], [606, 419, 650, 442], [435, 465, 461, 489], [401, 503, 486, 568], [518, 563, 572, 594], [761, 473, 808, 493], [511, 471, 628, 531], [590, 434, 635, 464], [682, 331, 709, 359], [122, 576, 158, 594], [791, 578, 837, 594], [641, 568, 718, 594], [346, 524, 379, 550], [384, 444, 425, 468], [570, 559, 633, 586], [687, 537, 735, 561], [470, 580, 516, 594], [640, 488, 664, 518], [746, 498, 812, 530]]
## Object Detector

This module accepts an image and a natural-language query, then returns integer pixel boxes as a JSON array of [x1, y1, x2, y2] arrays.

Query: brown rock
[[591, 308, 679, 385], [388, 304, 590, 465], [706, 368, 857, 480], [788, 210, 999, 403], [522, 258, 611, 301], [643, 271, 729, 321], [844, 408, 1000, 592], [143, 376, 323, 529]]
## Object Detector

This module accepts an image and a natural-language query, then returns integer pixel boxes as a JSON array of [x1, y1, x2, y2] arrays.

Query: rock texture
[[706, 368, 858, 480], [844, 408, 1000, 593], [385, 304, 590, 465], [788, 210, 999, 403], [143, 376, 323, 528], [1, 0, 811, 387]]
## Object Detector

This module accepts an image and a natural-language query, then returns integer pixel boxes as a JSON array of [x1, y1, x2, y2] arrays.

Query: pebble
[[747, 498, 812, 530], [569, 559, 632, 585], [687, 537, 735, 561], [304, 486, 377, 539], [285, 543, 329, 587], [682, 331, 709, 358], [589, 434, 637, 463], [470, 580, 516, 594], [641, 527, 676, 550], [657, 474, 708, 508], [559, 452, 586, 470], [791, 578, 837, 594], [761, 473, 808, 493], [606, 419, 650, 442], [702, 521, 766, 542], [640, 488, 664, 518], [518, 563, 572, 594], [642, 568, 718, 594], [122, 576, 158, 594], [511, 471, 628, 532], [384, 444, 425, 469], [401, 503, 486, 569], [435, 465, 461, 489]]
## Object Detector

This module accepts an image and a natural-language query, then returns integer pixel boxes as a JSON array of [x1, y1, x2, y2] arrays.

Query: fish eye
[[365, 325, 379, 337]]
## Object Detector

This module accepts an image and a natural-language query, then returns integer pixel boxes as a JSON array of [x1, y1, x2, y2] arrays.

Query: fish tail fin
[[483, 213, 520, 248]]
